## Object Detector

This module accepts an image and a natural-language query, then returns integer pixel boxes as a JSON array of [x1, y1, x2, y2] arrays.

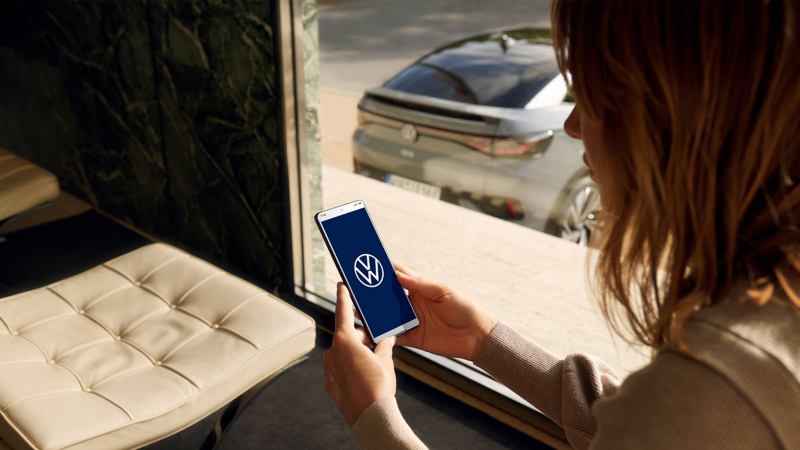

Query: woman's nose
[[564, 105, 582, 140]]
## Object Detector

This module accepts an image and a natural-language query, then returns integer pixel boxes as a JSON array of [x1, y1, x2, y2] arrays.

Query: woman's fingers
[[374, 336, 396, 362], [392, 260, 418, 277], [393, 261, 446, 303], [394, 329, 415, 347], [355, 327, 372, 347], [334, 282, 357, 339], [396, 270, 446, 299]]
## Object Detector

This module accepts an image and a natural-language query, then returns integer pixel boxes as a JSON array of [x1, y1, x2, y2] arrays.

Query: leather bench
[[0, 243, 315, 450], [0, 147, 59, 225]]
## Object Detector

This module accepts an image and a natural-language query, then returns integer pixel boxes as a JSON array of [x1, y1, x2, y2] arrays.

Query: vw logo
[[354, 254, 384, 288], [401, 123, 418, 144]]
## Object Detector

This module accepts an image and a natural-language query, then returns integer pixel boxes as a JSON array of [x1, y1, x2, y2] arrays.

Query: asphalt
[[319, 0, 552, 94]]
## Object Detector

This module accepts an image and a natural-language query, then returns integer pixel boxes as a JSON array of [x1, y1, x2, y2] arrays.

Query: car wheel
[[545, 176, 601, 246]]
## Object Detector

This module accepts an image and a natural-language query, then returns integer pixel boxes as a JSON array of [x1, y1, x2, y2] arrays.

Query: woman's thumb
[[396, 271, 440, 298], [374, 336, 396, 360], [395, 270, 417, 289]]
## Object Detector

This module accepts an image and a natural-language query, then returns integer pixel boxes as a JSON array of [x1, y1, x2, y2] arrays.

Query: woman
[[323, 1, 800, 448]]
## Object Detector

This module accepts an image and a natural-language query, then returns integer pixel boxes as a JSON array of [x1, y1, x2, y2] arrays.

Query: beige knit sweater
[[351, 280, 800, 449]]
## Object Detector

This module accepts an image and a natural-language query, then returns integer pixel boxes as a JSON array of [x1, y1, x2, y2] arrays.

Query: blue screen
[[320, 208, 416, 338]]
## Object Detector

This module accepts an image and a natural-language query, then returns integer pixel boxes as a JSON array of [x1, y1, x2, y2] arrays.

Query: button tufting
[[0, 243, 317, 450]]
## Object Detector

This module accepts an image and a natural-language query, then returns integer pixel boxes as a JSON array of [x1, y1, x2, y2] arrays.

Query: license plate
[[385, 173, 441, 200]]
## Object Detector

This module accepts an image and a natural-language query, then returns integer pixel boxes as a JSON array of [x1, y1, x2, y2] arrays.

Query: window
[[384, 65, 478, 104], [385, 42, 561, 109], [280, 0, 648, 441]]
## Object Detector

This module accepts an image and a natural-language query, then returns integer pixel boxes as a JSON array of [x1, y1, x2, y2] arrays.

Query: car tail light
[[493, 130, 554, 158], [356, 108, 553, 159], [475, 195, 525, 220], [492, 138, 537, 156], [465, 130, 554, 158], [505, 198, 518, 218], [465, 136, 493, 154]]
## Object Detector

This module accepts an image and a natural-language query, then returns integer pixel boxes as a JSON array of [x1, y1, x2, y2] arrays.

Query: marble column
[[301, 0, 326, 293]]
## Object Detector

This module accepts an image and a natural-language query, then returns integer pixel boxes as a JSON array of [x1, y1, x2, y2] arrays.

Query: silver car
[[352, 28, 599, 245]]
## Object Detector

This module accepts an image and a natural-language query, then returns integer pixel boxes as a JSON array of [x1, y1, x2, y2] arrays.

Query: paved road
[[319, 0, 551, 94]]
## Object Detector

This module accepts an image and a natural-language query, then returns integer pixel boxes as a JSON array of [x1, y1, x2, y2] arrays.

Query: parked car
[[351, 27, 600, 246]]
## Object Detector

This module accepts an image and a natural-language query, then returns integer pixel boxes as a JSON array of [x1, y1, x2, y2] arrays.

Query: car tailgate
[[363, 87, 499, 136], [355, 88, 502, 195]]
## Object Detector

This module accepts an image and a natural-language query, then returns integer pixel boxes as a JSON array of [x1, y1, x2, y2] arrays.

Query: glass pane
[[308, 0, 648, 378], [385, 31, 561, 109], [420, 49, 559, 108], [385, 65, 478, 104]]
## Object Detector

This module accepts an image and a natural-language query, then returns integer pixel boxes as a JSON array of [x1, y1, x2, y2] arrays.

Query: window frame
[[275, 1, 569, 446]]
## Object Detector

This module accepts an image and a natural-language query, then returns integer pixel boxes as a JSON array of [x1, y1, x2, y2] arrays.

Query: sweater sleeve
[[474, 322, 622, 450], [351, 396, 428, 450], [351, 321, 623, 450]]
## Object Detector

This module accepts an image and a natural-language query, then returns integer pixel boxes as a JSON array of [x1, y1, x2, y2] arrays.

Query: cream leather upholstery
[[0, 148, 59, 222], [0, 244, 315, 450]]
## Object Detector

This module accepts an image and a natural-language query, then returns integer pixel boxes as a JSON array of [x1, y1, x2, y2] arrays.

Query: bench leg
[[199, 356, 309, 450], [0, 202, 54, 238]]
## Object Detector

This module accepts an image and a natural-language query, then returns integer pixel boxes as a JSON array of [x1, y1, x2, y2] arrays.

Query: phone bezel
[[315, 200, 419, 345]]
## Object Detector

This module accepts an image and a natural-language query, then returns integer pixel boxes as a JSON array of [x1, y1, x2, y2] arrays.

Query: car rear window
[[384, 44, 560, 109], [382, 65, 478, 105]]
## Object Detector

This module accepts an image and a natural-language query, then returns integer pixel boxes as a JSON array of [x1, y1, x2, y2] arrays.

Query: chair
[[0, 147, 60, 235], [0, 243, 315, 450]]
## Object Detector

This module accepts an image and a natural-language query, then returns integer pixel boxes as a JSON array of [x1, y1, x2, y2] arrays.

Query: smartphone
[[315, 200, 419, 345]]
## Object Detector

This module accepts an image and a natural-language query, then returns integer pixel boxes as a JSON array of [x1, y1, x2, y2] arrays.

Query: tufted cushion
[[0, 244, 315, 450], [0, 148, 59, 222]]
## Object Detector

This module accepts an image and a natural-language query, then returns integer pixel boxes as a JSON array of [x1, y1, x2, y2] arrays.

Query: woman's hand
[[323, 283, 397, 427], [393, 261, 498, 361]]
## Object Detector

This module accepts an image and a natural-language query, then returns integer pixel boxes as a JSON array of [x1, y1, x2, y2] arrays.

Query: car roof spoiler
[[363, 87, 569, 134]]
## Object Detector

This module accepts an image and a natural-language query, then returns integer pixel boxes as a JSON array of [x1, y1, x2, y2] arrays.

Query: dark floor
[[0, 212, 552, 449]]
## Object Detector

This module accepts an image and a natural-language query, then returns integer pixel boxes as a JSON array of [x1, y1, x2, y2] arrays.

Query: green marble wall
[[0, 1, 288, 291], [147, 1, 284, 284], [0, 1, 169, 236]]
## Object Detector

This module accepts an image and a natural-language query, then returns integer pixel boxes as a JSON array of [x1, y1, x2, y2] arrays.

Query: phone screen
[[317, 203, 418, 342]]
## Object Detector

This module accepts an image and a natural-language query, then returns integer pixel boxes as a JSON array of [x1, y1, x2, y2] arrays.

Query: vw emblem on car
[[401, 123, 418, 144], [354, 253, 384, 288]]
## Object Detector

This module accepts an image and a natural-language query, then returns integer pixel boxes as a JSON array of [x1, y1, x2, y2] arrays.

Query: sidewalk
[[320, 164, 649, 377]]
